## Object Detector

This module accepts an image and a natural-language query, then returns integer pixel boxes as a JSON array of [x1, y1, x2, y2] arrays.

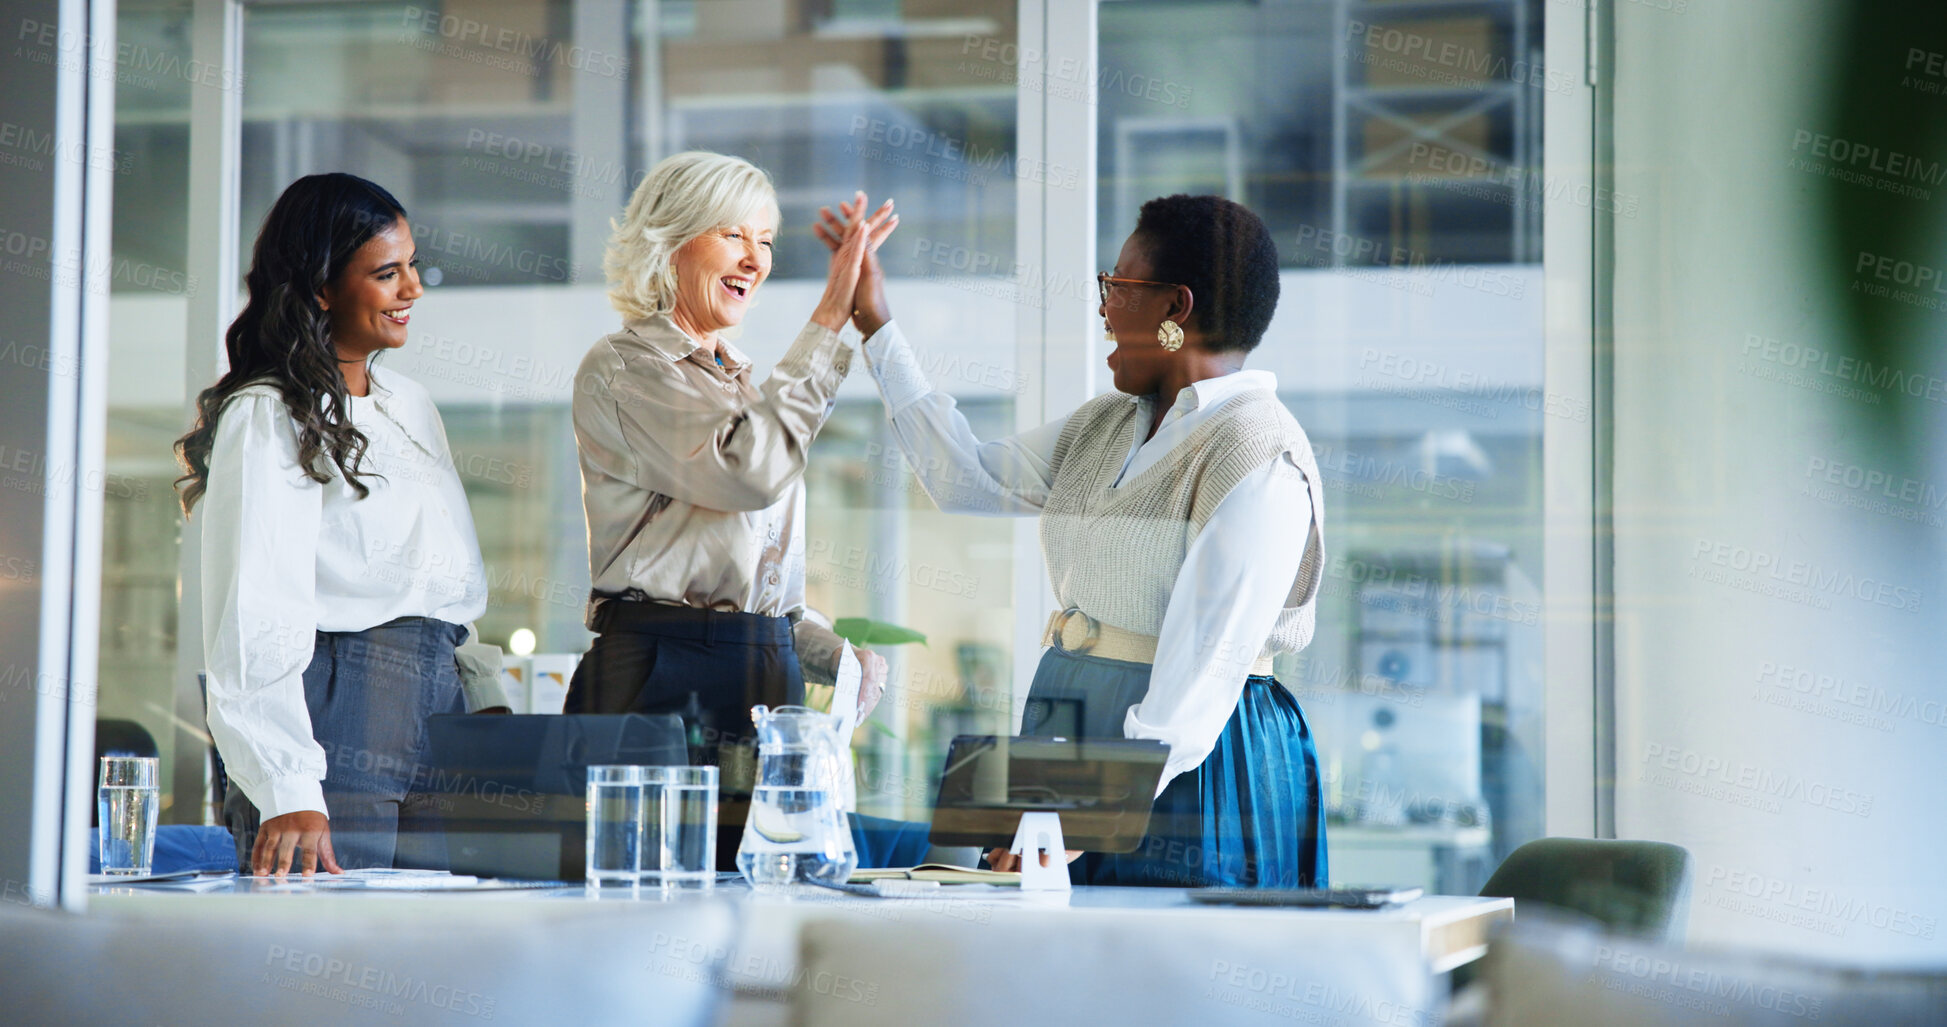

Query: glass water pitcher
[[735, 704, 858, 889]]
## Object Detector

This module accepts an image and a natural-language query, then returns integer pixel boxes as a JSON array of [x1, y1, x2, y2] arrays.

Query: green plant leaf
[[832, 617, 928, 647]]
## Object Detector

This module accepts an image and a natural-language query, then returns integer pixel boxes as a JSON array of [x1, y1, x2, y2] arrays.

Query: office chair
[[1449, 836, 1694, 1002], [1480, 837, 1694, 942], [95, 718, 160, 761]]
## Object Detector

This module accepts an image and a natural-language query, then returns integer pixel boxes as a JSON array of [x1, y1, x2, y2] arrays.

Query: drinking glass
[[585, 765, 644, 884], [97, 756, 160, 875], [644, 766, 718, 890]]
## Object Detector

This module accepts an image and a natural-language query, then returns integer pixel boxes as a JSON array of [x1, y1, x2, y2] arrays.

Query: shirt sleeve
[[859, 319, 1065, 515], [780, 488, 846, 683], [603, 320, 851, 512], [791, 616, 848, 687], [199, 392, 329, 821], [455, 623, 511, 713], [1124, 455, 1313, 792]]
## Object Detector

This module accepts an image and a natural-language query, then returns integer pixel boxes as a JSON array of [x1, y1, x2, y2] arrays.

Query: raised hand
[[810, 192, 897, 333], [814, 193, 898, 336]]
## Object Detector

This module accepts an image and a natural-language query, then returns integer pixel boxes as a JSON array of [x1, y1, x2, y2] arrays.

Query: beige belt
[[1041, 608, 1275, 677]]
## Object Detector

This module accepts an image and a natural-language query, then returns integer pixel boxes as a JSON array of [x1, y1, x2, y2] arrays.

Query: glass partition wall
[[97, 0, 1561, 891]]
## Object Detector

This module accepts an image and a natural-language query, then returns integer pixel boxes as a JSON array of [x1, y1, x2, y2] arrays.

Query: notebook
[[849, 863, 1022, 886]]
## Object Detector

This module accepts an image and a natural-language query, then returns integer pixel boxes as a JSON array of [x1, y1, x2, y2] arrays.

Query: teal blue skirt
[[1021, 646, 1328, 888]]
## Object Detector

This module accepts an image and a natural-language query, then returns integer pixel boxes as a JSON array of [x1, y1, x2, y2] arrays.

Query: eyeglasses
[[1097, 271, 1184, 305]]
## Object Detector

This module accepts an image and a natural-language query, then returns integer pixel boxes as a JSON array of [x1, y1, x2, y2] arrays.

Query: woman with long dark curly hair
[[177, 173, 490, 877]]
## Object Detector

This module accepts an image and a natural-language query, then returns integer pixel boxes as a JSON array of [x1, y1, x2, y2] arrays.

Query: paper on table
[[360, 874, 483, 890], [833, 644, 863, 738], [87, 869, 209, 886], [238, 868, 484, 890], [832, 644, 862, 813]]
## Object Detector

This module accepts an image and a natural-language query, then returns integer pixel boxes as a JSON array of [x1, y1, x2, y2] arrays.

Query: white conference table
[[89, 879, 1512, 1025]]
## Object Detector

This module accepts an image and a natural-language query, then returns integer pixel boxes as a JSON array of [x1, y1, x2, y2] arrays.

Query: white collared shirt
[[860, 321, 1312, 788], [200, 366, 488, 820]]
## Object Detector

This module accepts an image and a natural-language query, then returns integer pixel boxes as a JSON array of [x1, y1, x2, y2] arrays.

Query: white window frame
[[2, 0, 119, 913]]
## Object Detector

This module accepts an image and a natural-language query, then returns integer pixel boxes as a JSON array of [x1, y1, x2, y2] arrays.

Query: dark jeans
[[565, 602, 805, 871], [224, 616, 467, 871]]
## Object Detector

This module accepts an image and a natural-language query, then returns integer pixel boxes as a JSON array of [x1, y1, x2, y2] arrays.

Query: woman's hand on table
[[984, 846, 1083, 873], [253, 810, 344, 877], [810, 191, 897, 333], [813, 194, 895, 338]]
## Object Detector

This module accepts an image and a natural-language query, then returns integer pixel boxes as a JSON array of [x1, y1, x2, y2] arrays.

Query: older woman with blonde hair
[[566, 152, 895, 770]]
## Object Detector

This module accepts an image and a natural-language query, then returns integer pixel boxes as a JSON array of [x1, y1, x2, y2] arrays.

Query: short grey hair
[[604, 151, 780, 322]]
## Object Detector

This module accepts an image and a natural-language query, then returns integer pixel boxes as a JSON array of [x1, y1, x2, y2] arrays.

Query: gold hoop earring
[[1158, 319, 1184, 352]]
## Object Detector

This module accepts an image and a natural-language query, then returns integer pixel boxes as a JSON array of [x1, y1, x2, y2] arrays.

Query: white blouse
[[200, 366, 488, 821], [859, 321, 1312, 789]]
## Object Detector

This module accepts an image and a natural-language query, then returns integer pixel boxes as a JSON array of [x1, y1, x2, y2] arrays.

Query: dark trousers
[[565, 602, 805, 871], [564, 602, 805, 744], [224, 616, 468, 871]]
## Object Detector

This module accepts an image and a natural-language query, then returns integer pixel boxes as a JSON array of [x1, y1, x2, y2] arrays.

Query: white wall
[[1613, 0, 1947, 962], [107, 265, 1542, 410]]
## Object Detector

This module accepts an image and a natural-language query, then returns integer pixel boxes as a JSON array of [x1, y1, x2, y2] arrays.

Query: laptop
[[419, 714, 686, 881], [927, 735, 1169, 853]]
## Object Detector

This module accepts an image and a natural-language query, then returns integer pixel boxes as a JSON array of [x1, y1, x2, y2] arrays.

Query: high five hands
[[814, 192, 897, 339], [810, 193, 898, 335]]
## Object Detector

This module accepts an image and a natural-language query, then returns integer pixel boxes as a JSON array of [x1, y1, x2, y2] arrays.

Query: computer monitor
[[926, 735, 1168, 853], [419, 714, 686, 881], [1020, 696, 1086, 737]]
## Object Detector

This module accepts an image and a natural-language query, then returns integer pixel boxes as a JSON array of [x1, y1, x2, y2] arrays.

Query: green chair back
[[1480, 837, 1693, 942]]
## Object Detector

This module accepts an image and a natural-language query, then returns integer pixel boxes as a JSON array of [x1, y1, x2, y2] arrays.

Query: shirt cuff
[[792, 617, 847, 687], [780, 319, 854, 388], [253, 776, 329, 822], [859, 320, 933, 416], [1123, 707, 1207, 797]]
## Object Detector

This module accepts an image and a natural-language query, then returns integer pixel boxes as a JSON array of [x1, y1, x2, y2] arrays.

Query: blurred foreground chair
[[0, 896, 735, 1026], [796, 907, 1433, 1027], [1480, 916, 1947, 1026]]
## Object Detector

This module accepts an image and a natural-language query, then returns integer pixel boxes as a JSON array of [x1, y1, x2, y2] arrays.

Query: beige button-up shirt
[[573, 312, 850, 674]]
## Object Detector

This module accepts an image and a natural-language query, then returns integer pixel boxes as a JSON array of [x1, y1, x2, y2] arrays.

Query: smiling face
[[320, 215, 422, 360], [669, 216, 776, 342], [1100, 232, 1185, 395]]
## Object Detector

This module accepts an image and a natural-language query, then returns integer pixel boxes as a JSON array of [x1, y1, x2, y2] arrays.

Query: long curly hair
[[174, 173, 407, 515]]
